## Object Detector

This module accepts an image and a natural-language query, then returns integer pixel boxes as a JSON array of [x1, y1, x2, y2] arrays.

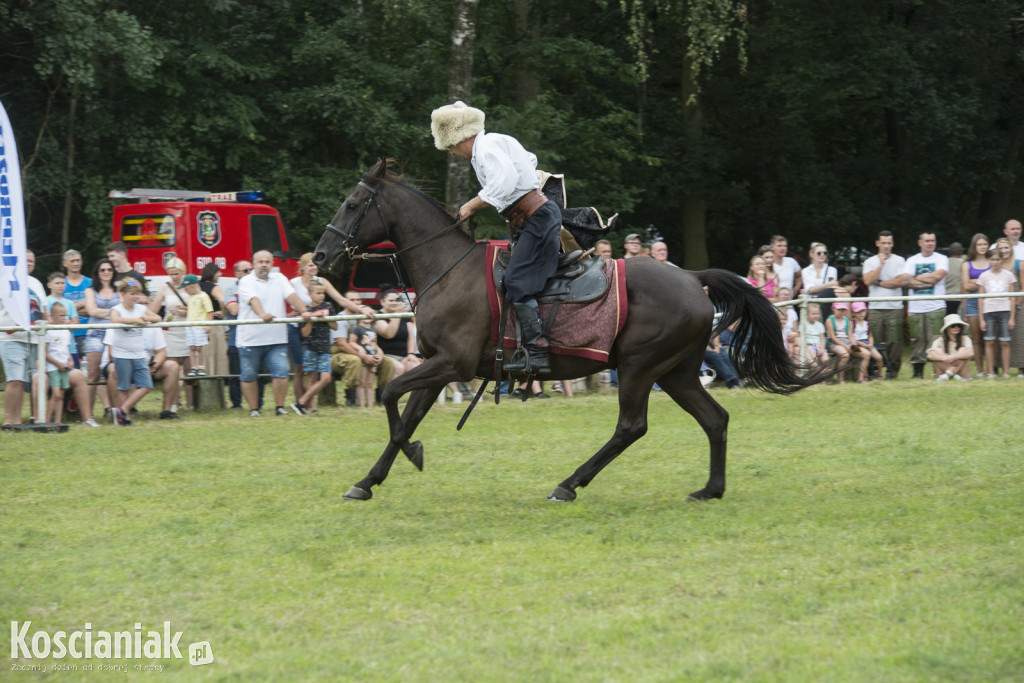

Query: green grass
[[2, 380, 1022, 681]]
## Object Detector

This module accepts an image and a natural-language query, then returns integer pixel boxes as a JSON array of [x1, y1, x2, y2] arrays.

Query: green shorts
[[48, 369, 70, 389]]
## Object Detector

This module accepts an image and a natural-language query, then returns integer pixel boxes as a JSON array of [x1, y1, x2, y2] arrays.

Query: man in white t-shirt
[[1003, 218, 1024, 261], [860, 230, 907, 379], [236, 250, 309, 416], [768, 235, 802, 294], [895, 231, 949, 378]]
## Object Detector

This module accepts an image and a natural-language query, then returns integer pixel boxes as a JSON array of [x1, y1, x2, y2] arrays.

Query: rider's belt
[[502, 189, 548, 230]]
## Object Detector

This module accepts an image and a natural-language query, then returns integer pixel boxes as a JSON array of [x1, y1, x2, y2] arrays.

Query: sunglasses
[[98, 267, 114, 272], [236, 268, 252, 274]]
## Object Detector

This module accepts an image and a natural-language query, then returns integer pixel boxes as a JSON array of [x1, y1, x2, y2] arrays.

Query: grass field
[[2, 379, 1023, 681]]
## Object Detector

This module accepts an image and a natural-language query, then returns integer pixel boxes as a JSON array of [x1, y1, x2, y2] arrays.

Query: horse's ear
[[374, 157, 387, 177]]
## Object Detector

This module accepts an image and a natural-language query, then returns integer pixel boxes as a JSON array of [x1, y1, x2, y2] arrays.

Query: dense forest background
[[4, 0, 1024, 277]]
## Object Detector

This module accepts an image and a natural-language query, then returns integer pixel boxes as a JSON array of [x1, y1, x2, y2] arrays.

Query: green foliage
[[3, 0, 1024, 275]]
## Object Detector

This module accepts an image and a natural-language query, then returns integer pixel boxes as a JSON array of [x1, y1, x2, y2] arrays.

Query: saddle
[[493, 248, 609, 304]]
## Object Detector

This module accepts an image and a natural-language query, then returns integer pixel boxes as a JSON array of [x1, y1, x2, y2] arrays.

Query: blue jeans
[[239, 344, 289, 382], [704, 348, 741, 388]]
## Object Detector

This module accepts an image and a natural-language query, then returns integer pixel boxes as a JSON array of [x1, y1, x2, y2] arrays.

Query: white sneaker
[[82, 418, 100, 427], [935, 374, 949, 382], [249, 409, 261, 417], [452, 391, 463, 404], [953, 375, 970, 381]]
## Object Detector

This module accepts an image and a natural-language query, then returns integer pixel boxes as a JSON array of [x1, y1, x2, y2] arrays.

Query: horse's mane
[[367, 158, 457, 226]]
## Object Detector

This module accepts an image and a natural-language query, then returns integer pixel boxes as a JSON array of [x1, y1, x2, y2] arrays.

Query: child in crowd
[[350, 306, 383, 408], [777, 287, 799, 353], [180, 274, 213, 376], [108, 279, 162, 426], [292, 282, 336, 415], [926, 314, 974, 381], [850, 302, 884, 382], [46, 272, 80, 364], [795, 303, 829, 366], [825, 301, 854, 382], [977, 247, 1017, 378], [44, 301, 74, 424]]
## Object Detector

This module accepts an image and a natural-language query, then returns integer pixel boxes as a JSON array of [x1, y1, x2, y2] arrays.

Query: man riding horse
[[431, 101, 560, 375]]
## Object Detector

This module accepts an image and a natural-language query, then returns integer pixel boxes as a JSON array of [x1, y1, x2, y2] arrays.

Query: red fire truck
[[108, 188, 300, 288]]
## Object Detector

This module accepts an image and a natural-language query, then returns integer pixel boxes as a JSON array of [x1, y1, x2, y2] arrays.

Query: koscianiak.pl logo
[[9, 621, 214, 671]]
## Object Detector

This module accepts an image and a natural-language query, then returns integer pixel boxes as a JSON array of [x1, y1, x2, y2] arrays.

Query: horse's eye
[[347, 202, 358, 210]]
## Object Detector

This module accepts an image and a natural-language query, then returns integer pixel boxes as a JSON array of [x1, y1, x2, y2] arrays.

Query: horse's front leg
[[344, 356, 463, 501]]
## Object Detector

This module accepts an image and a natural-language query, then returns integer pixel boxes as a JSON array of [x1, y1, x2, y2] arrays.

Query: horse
[[313, 160, 831, 503]]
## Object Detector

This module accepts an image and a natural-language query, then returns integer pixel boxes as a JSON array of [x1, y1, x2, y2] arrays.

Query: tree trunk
[[681, 55, 708, 270], [514, 0, 540, 108], [884, 106, 908, 247], [445, 0, 479, 213], [985, 119, 1024, 229], [61, 95, 78, 254]]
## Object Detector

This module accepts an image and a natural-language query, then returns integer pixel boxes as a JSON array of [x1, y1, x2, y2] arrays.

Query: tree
[[444, 0, 480, 213]]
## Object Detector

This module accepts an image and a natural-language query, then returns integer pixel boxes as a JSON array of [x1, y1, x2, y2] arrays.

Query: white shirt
[[800, 264, 837, 297], [331, 319, 351, 343], [236, 272, 296, 347], [862, 254, 907, 310], [45, 329, 72, 371], [771, 257, 801, 292], [107, 303, 149, 359], [471, 132, 540, 212], [1014, 242, 1024, 261], [142, 327, 167, 362], [902, 252, 949, 314], [977, 269, 1016, 313]]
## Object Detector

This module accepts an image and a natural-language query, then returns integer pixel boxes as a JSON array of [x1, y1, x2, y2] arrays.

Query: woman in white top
[[288, 253, 368, 408], [800, 243, 839, 297], [148, 258, 191, 408]]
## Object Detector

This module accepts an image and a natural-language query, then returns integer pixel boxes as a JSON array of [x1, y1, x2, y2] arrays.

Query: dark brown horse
[[313, 160, 830, 502]]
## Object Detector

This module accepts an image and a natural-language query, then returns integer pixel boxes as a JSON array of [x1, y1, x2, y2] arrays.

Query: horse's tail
[[698, 269, 837, 395]]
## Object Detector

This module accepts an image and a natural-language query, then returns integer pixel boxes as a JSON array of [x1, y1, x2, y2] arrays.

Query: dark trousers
[[505, 200, 561, 304], [228, 346, 242, 407]]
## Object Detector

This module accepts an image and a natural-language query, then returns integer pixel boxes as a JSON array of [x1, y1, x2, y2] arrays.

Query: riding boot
[[344, 388, 357, 407], [505, 303, 551, 374]]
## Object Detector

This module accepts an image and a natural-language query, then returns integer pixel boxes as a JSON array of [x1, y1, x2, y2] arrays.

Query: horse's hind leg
[[655, 366, 729, 501], [548, 371, 654, 502]]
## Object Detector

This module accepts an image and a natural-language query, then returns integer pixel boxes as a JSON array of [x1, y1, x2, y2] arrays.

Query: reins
[[339, 180, 479, 311]]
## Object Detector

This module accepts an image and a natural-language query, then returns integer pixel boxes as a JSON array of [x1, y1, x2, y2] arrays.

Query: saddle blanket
[[485, 241, 627, 362]]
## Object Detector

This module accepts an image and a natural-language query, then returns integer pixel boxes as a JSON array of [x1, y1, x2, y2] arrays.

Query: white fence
[[0, 312, 413, 421]]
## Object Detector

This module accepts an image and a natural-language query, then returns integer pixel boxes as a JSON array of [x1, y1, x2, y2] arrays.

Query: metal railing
[[778, 292, 1024, 366], [0, 312, 414, 421]]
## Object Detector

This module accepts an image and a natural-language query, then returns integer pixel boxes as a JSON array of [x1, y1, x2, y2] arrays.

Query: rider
[[431, 101, 560, 374]]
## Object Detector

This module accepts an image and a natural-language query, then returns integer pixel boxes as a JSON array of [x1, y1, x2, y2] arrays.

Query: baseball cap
[[178, 274, 200, 288]]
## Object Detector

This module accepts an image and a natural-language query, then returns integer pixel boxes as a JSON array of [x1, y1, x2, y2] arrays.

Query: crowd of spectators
[[3, 224, 1023, 426]]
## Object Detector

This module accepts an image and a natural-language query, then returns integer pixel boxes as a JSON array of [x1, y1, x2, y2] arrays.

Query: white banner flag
[[0, 97, 29, 331]]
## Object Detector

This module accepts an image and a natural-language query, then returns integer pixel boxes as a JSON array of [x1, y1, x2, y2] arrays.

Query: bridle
[[322, 180, 386, 261], [321, 175, 480, 311]]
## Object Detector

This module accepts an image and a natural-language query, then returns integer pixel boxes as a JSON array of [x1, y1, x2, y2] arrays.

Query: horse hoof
[[343, 486, 373, 501], [687, 488, 723, 502], [404, 441, 424, 471], [547, 486, 577, 502]]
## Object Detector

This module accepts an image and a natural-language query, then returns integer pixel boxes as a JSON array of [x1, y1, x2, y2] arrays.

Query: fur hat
[[431, 101, 485, 150]]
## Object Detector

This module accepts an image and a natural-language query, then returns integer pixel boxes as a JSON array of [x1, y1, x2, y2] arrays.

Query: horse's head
[[313, 161, 391, 273]]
